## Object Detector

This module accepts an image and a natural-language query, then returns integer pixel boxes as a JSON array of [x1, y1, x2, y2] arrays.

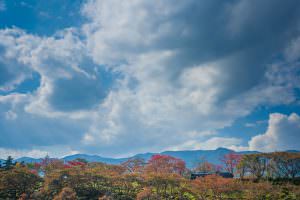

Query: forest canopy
[[0, 152, 300, 199]]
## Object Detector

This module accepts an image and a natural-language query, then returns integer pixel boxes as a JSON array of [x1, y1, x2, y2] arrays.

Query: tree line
[[0, 152, 299, 199]]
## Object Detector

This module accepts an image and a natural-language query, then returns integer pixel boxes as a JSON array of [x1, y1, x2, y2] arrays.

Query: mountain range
[[5, 148, 265, 168], [3, 148, 298, 168]]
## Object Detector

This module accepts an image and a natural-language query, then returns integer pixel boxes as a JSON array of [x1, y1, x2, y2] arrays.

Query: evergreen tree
[[4, 156, 14, 170]]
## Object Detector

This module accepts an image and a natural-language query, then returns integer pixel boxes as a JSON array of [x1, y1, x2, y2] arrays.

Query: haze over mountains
[[10, 148, 262, 168]]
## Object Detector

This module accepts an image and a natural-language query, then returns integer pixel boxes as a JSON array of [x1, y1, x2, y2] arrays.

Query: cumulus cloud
[[82, 0, 300, 97], [0, 29, 99, 150], [1, 0, 300, 157], [249, 113, 300, 151], [78, 0, 300, 155], [0, 30, 33, 92], [0, 27, 113, 113]]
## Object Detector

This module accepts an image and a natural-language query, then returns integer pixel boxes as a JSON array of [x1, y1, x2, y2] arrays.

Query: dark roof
[[191, 171, 234, 179], [192, 172, 214, 175]]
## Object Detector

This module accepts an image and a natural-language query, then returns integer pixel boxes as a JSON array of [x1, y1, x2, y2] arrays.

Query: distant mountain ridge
[[14, 157, 42, 164], [63, 154, 128, 165], [8, 148, 299, 168]]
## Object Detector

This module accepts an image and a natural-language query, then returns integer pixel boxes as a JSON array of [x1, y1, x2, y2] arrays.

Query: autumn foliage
[[0, 152, 299, 199], [145, 154, 186, 175], [221, 153, 242, 174]]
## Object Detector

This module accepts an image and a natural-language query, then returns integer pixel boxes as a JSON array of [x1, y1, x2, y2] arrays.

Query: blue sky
[[0, 0, 300, 159]]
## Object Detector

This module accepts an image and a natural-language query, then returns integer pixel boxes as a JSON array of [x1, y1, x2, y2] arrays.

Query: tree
[[194, 157, 215, 173], [142, 155, 187, 198], [74, 158, 88, 164], [221, 153, 242, 174], [0, 167, 41, 199], [191, 174, 237, 200], [136, 187, 152, 200], [236, 158, 247, 179], [53, 187, 77, 200], [121, 158, 145, 173], [242, 154, 267, 180], [269, 152, 300, 179], [145, 155, 186, 175], [41, 157, 64, 174], [4, 156, 14, 170], [143, 173, 186, 199], [65, 161, 86, 168], [41, 155, 51, 166]]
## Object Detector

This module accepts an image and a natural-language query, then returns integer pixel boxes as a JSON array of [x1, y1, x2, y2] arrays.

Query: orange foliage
[[145, 154, 186, 175], [136, 187, 152, 200], [191, 174, 238, 199]]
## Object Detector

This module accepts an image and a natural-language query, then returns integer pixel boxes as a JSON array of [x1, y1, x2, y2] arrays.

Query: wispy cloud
[[245, 120, 267, 128]]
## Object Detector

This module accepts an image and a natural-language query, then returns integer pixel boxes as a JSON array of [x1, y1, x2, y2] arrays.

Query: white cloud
[[170, 137, 242, 151], [5, 110, 17, 120], [285, 36, 300, 62], [0, 148, 48, 160], [0, 146, 79, 159], [249, 113, 300, 151], [78, 0, 300, 155], [1, 0, 300, 157], [245, 120, 266, 128]]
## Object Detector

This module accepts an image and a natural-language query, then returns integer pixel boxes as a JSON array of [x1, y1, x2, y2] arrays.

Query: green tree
[[242, 154, 267, 180], [4, 156, 14, 170], [0, 167, 42, 199]]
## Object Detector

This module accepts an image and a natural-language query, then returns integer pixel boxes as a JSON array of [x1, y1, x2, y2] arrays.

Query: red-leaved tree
[[221, 153, 242, 174], [145, 155, 186, 175]]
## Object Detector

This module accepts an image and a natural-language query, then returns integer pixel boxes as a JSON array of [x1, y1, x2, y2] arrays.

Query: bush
[[53, 187, 77, 200]]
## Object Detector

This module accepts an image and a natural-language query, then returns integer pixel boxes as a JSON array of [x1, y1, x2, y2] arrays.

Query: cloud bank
[[0, 0, 300, 158]]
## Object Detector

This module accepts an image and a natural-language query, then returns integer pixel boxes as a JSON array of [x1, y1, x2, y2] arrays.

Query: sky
[[0, 0, 300, 159]]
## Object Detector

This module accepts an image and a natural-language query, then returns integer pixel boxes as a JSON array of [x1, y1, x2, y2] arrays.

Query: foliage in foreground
[[0, 152, 299, 200]]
